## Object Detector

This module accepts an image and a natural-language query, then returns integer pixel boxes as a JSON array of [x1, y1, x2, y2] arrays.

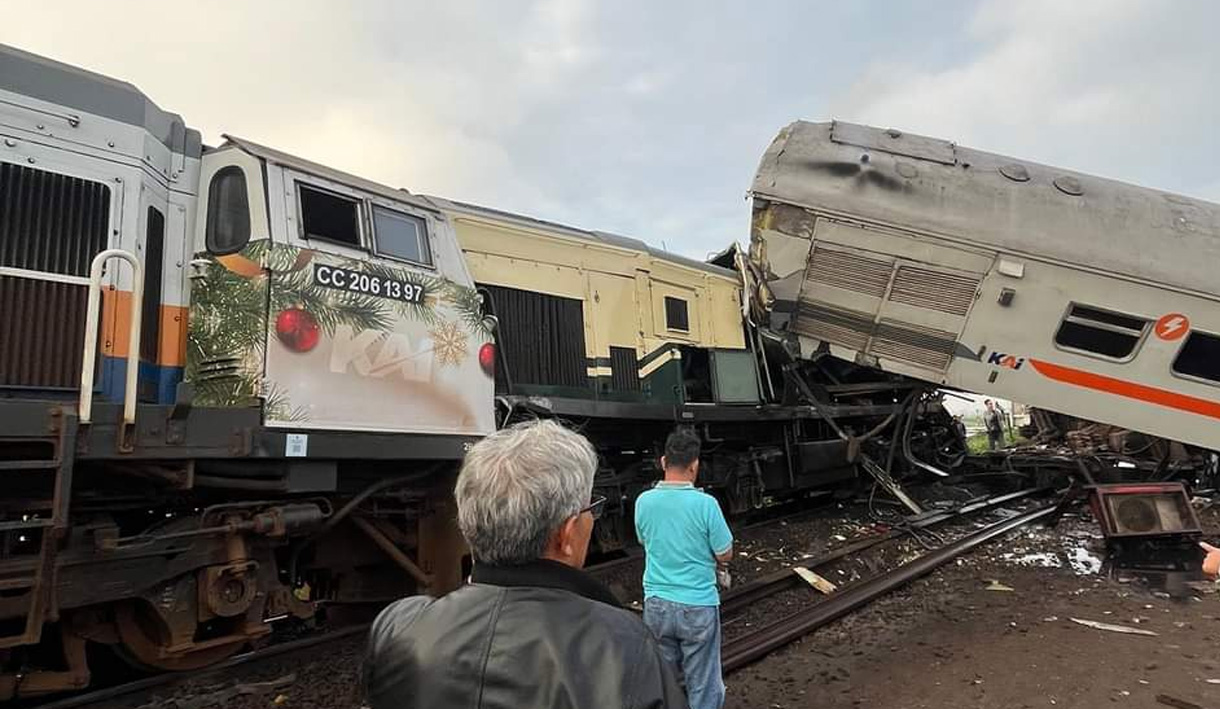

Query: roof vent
[[999, 163, 1030, 182], [1053, 176, 1084, 196]]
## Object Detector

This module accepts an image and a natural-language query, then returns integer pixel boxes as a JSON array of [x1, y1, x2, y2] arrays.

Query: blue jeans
[[643, 597, 724, 709]]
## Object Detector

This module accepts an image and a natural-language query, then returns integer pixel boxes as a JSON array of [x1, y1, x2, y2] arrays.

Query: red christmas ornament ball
[[478, 342, 496, 376], [275, 308, 320, 353]]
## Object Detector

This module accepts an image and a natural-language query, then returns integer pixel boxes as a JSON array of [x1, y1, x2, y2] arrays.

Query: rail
[[78, 249, 144, 431], [722, 502, 1058, 672]]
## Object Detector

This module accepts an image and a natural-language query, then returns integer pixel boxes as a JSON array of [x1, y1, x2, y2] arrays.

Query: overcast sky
[[5, 0, 1217, 259]]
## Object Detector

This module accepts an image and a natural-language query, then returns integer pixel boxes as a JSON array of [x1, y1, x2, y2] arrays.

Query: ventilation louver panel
[[869, 319, 958, 372], [888, 265, 980, 316], [805, 246, 892, 298], [794, 301, 873, 351]]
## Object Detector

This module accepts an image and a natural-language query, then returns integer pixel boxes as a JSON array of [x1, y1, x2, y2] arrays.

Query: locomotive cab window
[[373, 205, 431, 266], [665, 296, 690, 332], [299, 184, 362, 248], [205, 166, 250, 255], [1172, 331, 1220, 384], [1054, 304, 1147, 360]]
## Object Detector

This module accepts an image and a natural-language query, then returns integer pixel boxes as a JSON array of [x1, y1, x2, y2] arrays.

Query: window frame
[[664, 295, 690, 333], [294, 180, 367, 251], [369, 202, 434, 269], [1051, 302, 1149, 363], [1170, 329, 1220, 387], [204, 166, 252, 256]]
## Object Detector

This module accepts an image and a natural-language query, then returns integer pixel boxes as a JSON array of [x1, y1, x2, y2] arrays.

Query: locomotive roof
[[0, 43, 201, 158], [426, 196, 737, 279], [753, 120, 1220, 298], [217, 134, 440, 214]]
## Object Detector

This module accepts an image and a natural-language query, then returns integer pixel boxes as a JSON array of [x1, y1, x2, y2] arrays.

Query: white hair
[[455, 419, 598, 565]]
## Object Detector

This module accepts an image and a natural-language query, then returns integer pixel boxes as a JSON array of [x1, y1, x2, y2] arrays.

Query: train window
[[299, 184, 362, 248], [205, 167, 251, 255], [665, 296, 690, 332], [1054, 304, 1147, 360], [1172, 331, 1220, 384], [372, 205, 431, 266]]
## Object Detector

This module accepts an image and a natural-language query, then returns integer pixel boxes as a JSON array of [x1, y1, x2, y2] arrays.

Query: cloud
[[830, 0, 1220, 200], [3, 1, 1216, 263]]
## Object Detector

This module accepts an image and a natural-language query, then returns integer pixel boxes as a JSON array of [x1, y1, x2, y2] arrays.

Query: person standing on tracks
[[984, 399, 1005, 451], [363, 419, 687, 709], [635, 428, 733, 709]]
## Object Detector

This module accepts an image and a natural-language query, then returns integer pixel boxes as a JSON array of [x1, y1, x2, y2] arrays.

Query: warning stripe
[[1029, 359, 1220, 420]]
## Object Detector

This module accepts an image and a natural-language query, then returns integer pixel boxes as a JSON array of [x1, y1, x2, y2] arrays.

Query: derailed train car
[[0, 47, 951, 695], [745, 120, 1220, 473]]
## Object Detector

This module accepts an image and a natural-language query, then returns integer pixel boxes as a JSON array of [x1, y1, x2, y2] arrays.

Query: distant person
[[635, 428, 733, 709], [364, 419, 686, 709], [1203, 542, 1220, 579], [984, 399, 1005, 450]]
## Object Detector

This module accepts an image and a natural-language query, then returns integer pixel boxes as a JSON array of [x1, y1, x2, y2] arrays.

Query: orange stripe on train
[[1029, 359, 1220, 420], [100, 289, 188, 366]]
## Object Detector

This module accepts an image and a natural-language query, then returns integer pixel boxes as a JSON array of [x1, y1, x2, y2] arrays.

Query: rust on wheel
[[114, 601, 248, 672]]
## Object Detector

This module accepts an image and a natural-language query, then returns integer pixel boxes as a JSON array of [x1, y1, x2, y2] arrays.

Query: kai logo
[[329, 326, 434, 382], [987, 352, 1026, 370]]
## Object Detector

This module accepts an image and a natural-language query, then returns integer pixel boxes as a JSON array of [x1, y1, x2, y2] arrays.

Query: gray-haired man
[[364, 419, 687, 709]]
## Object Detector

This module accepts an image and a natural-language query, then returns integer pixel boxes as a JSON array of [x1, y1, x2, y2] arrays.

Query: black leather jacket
[[363, 559, 688, 709]]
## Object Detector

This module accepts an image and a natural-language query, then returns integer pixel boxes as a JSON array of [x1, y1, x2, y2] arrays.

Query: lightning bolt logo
[[1155, 313, 1190, 341]]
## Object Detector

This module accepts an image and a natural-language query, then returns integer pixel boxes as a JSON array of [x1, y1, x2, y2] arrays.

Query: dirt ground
[[725, 506, 1220, 709], [102, 496, 1218, 709]]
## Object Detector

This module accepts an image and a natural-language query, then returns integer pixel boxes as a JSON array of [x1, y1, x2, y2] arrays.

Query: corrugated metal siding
[[483, 284, 587, 389], [888, 264, 979, 316], [610, 346, 640, 391], [0, 163, 110, 276], [0, 276, 90, 388]]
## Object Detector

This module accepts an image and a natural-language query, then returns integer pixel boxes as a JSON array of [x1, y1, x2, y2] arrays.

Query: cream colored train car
[[748, 120, 1220, 451], [430, 196, 752, 406]]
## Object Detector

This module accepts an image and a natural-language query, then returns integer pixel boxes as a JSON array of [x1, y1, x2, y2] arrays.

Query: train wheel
[[114, 600, 247, 672]]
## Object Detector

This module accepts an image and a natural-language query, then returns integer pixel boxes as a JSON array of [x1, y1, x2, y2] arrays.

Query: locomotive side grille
[[869, 319, 957, 372], [805, 245, 893, 299], [481, 283, 588, 390], [888, 265, 979, 316], [0, 276, 91, 389], [610, 346, 640, 392], [0, 163, 110, 389], [0, 163, 110, 276]]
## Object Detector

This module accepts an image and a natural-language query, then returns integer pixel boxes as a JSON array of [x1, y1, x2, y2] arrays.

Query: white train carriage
[[747, 120, 1220, 452]]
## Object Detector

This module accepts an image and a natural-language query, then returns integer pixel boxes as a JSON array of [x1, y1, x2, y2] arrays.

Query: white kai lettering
[[329, 328, 433, 382]]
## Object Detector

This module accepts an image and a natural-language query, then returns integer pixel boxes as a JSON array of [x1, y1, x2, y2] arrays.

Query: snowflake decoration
[[430, 320, 468, 368]]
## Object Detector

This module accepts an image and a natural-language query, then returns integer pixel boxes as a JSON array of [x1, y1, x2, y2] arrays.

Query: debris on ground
[[1069, 617, 1159, 636]]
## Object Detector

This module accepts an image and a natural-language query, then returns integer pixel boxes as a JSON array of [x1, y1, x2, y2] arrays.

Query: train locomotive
[[0, 46, 957, 696]]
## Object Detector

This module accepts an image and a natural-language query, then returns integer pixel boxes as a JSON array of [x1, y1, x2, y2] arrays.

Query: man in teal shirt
[[635, 428, 733, 709]]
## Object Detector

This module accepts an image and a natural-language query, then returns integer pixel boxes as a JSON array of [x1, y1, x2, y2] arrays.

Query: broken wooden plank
[[793, 567, 837, 594], [1069, 617, 1158, 636]]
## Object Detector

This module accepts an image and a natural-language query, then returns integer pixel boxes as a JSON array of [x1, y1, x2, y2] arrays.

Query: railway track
[[721, 503, 1059, 672], [27, 624, 370, 709], [719, 486, 1045, 616]]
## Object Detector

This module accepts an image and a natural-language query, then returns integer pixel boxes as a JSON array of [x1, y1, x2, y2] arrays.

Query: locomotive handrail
[[79, 249, 144, 428]]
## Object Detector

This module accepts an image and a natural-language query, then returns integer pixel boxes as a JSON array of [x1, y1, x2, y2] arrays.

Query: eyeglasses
[[579, 495, 607, 521]]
